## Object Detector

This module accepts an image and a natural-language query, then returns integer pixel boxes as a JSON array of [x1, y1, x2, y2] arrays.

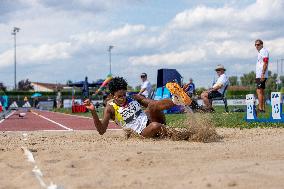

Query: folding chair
[[211, 84, 229, 112]]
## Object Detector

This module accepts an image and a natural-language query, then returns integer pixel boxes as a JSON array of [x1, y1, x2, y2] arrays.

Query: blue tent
[[154, 69, 183, 114], [68, 77, 104, 98], [68, 77, 103, 88], [157, 68, 182, 88]]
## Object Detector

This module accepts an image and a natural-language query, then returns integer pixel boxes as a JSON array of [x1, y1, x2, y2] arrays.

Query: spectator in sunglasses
[[138, 73, 152, 98], [254, 39, 269, 113]]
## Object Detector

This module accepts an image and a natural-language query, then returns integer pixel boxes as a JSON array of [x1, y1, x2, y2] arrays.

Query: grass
[[142, 106, 283, 128], [53, 105, 284, 128]]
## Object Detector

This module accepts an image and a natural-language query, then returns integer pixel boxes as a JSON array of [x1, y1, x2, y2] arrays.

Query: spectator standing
[[139, 73, 152, 98], [255, 39, 269, 113]]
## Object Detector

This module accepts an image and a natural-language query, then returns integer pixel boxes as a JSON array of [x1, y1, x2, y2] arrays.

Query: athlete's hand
[[83, 99, 95, 112]]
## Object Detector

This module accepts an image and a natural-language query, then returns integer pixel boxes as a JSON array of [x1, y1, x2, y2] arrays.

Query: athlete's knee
[[149, 122, 162, 131]]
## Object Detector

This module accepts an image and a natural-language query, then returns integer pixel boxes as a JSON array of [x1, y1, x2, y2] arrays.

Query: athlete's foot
[[172, 95, 184, 105], [166, 82, 192, 106]]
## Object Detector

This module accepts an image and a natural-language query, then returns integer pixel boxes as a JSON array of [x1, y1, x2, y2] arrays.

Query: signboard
[[38, 101, 54, 110], [271, 92, 282, 120], [245, 92, 283, 122], [197, 99, 247, 106], [245, 94, 256, 120], [72, 105, 87, 113], [63, 99, 82, 108]]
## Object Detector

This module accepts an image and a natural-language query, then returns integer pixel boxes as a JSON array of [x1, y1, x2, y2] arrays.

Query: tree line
[[229, 71, 284, 92], [0, 79, 34, 92]]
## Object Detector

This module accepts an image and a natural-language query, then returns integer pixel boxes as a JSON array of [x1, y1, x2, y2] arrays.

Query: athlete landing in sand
[[84, 77, 190, 138]]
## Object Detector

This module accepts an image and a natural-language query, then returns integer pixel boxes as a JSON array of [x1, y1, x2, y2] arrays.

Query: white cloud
[[0, 49, 13, 67], [72, 24, 146, 45], [0, 0, 141, 15], [170, 0, 284, 31], [266, 38, 284, 57], [40, 0, 141, 12], [170, 6, 234, 30], [207, 30, 232, 40], [213, 41, 254, 59], [0, 42, 73, 67], [129, 48, 206, 66]]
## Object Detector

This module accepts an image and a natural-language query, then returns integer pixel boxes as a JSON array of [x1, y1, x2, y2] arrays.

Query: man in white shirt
[[201, 64, 229, 112], [139, 73, 152, 98], [255, 39, 269, 113]]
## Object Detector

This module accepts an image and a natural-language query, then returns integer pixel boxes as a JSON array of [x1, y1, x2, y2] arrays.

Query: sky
[[1, 0, 284, 89]]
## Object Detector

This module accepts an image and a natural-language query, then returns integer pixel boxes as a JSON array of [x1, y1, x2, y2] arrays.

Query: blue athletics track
[[0, 109, 120, 131]]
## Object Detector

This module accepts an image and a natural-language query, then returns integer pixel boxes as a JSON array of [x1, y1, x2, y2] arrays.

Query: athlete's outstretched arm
[[132, 94, 154, 108], [84, 99, 112, 135]]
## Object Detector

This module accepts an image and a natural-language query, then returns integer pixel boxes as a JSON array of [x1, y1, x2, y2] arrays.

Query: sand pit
[[0, 128, 284, 189]]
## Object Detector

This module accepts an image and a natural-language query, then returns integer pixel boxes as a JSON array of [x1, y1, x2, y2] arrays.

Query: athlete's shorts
[[208, 91, 222, 99], [255, 78, 267, 89]]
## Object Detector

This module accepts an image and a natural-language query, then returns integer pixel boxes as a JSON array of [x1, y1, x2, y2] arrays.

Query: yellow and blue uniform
[[109, 97, 148, 134]]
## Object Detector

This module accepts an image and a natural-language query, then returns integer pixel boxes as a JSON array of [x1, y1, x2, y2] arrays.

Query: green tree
[[66, 80, 73, 85], [135, 85, 141, 91], [0, 82, 7, 91], [240, 71, 256, 86], [280, 76, 284, 88], [18, 79, 34, 91], [127, 85, 134, 91], [228, 76, 238, 86], [266, 71, 277, 93], [195, 87, 206, 96]]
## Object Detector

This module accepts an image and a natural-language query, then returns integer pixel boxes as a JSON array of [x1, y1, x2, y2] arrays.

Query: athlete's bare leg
[[133, 94, 175, 123], [140, 122, 167, 138]]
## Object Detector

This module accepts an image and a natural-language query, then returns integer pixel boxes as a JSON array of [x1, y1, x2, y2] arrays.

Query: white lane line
[[0, 110, 16, 124], [22, 147, 35, 163], [35, 110, 115, 123], [41, 129, 74, 132], [49, 111, 93, 119], [2, 128, 122, 132], [107, 129, 123, 131], [31, 112, 73, 131], [21, 133, 61, 189], [42, 128, 122, 131]]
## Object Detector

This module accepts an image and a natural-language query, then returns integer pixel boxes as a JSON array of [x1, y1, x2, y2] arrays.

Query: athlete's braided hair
[[108, 77, 128, 94]]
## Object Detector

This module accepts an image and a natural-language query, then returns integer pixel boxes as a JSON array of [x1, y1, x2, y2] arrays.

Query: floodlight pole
[[108, 45, 114, 75], [11, 27, 20, 90]]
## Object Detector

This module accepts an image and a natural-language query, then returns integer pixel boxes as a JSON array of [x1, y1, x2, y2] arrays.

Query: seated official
[[200, 64, 229, 112]]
